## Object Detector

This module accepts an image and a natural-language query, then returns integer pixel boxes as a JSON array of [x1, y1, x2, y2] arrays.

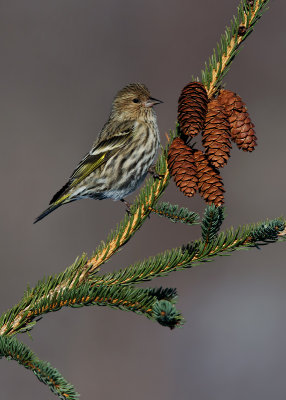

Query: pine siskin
[[34, 83, 163, 223]]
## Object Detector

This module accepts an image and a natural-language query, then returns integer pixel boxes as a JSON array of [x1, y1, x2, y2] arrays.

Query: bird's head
[[111, 83, 163, 121]]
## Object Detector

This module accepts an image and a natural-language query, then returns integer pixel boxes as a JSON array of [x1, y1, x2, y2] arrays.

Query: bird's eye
[[133, 98, 139, 103]]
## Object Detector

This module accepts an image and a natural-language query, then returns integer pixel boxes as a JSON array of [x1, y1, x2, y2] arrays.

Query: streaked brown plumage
[[35, 83, 162, 223]]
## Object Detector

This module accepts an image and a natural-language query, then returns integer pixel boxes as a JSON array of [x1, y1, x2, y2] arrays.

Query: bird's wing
[[50, 120, 136, 205]]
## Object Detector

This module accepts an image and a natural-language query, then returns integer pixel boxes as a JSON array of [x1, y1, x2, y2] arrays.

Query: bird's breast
[[101, 121, 159, 199]]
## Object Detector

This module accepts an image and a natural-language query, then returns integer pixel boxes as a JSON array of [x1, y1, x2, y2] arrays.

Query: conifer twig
[[0, 336, 78, 400], [0, 283, 183, 336], [201, 0, 269, 97], [91, 218, 286, 287]]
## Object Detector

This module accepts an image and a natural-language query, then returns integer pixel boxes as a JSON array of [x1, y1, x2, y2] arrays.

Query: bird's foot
[[121, 199, 132, 215], [148, 165, 163, 180]]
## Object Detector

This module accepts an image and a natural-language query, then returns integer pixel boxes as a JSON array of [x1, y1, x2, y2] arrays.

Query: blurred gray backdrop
[[0, 1, 286, 399]]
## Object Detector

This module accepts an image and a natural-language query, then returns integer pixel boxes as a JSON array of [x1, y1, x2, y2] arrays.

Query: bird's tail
[[34, 202, 63, 224]]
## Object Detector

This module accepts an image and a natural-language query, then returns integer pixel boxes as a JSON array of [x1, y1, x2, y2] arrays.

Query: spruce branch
[[149, 202, 200, 225], [0, 279, 182, 336], [92, 218, 285, 287], [201, 205, 225, 244], [201, 0, 269, 97], [0, 336, 78, 400], [2, 216, 283, 338]]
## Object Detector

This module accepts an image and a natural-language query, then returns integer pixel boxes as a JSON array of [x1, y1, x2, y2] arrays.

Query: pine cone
[[218, 89, 257, 152], [178, 82, 208, 137], [218, 89, 244, 114], [167, 138, 198, 197], [202, 99, 232, 168], [193, 150, 224, 206]]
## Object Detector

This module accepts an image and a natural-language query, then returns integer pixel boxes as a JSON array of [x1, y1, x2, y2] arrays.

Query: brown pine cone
[[218, 89, 257, 152], [178, 82, 208, 137], [167, 137, 198, 197], [193, 150, 224, 206], [229, 111, 257, 152], [202, 99, 232, 168]]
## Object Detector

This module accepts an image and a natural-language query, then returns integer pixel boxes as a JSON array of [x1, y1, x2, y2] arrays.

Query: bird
[[34, 83, 163, 223]]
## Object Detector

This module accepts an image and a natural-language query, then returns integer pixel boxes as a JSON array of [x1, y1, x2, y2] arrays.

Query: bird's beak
[[144, 97, 164, 107]]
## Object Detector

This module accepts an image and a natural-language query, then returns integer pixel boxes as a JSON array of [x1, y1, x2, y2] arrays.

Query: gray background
[[0, 1, 286, 399]]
